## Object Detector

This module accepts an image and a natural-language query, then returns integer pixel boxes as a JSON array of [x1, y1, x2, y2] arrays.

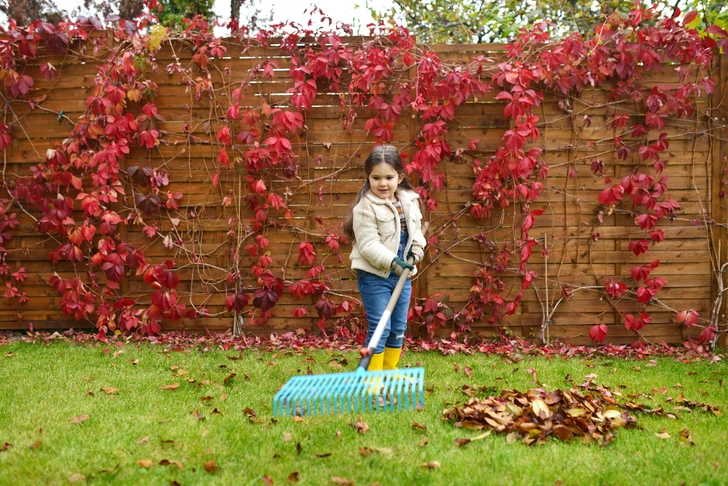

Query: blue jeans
[[358, 227, 411, 353], [358, 270, 412, 353]]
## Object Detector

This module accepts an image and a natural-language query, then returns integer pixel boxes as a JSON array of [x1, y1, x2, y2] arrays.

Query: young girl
[[343, 145, 426, 371]]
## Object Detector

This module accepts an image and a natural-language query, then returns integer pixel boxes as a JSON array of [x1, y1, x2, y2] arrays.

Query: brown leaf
[[244, 407, 257, 418], [135, 436, 150, 445], [224, 373, 237, 385], [359, 447, 374, 456], [159, 459, 184, 470], [86, 390, 95, 397], [193, 410, 205, 421], [421, 461, 441, 469], [71, 414, 90, 424], [419, 437, 429, 447], [101, 387, 118, 395], [130, 359, 139, 365], [454, 438, 471, 447], [137, 459, 152, 469], [316, 453, 331, 458], [4, 352, 13, 358], [351, 417, 369, 435], [294, 416, 304, 422], [29, 440, 42, 450], [283, 432, 293, 442], [200, 396, 215, 401], [296, 442, 302, 455], [68, 473, 86, 483], [331, 477, 354, 485], [203, 460, 217, 472], [288, 471, 300, 483], [463, 366, 472, 378], [679, 429, 694, 446], [412, 422, 428, 431], [159, 383, 180, 390], [655, 429, 672, 439], [1, 442, 13, 451], [261, 474, 274, 485]]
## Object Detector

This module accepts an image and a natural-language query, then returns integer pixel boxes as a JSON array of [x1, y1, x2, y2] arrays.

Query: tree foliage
[[368, 0, 728, 43], [0, 0, 63, 25]]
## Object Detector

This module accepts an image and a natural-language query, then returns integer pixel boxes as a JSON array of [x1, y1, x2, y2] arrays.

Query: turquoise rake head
[[273, 367, 424, 416]]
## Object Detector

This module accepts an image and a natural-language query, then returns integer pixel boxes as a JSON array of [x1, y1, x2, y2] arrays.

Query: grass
[[0, 339, 726, 485]]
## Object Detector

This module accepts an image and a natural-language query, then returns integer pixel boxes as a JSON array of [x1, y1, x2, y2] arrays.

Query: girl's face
[[368, 162, 404, 202]]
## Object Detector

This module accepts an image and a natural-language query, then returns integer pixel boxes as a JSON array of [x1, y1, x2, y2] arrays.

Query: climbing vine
[[0, 3, 725, 346]]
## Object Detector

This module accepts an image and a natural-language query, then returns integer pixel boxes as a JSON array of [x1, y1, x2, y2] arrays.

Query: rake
[[273, 260, 424, 416]]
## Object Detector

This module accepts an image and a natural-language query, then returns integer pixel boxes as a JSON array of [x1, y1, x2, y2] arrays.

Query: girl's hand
[[407, 244, 424, 264], [391, 256, 414, 276]]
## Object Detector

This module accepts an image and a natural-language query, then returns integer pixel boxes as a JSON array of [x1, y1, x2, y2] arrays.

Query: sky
[[0, 0, 395, 32]]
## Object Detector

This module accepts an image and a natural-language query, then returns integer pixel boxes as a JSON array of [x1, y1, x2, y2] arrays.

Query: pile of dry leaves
[[443, 387, 641, 445]]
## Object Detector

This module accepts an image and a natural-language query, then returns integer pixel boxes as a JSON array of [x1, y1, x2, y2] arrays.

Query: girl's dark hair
[[342, 145, 417, 241]]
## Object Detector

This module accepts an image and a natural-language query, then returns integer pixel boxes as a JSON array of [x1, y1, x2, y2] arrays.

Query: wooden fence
[[0, 36, 726, 346]]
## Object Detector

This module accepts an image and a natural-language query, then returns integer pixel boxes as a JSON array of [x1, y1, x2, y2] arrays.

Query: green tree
[[368, 0, 728, 44], [158, 0, 215, 28]]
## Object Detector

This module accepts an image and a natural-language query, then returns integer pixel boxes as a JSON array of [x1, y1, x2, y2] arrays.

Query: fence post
[[710, 52, 728, 350]]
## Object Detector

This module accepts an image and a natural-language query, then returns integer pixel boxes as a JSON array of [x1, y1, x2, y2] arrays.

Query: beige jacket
[[350, 188, 426, 278]]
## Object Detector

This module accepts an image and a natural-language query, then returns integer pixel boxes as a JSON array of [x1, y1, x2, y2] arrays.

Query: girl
[[343, 145, 426, 371]]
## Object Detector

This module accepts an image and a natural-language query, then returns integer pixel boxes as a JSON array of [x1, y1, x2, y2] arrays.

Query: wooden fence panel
[[0, 37, 723, 345]]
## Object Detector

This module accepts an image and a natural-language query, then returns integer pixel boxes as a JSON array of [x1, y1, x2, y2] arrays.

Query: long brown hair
[[343, 145, 416, 241]]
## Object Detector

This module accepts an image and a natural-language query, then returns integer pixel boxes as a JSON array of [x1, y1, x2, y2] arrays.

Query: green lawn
[[0, 339, 725, 485]]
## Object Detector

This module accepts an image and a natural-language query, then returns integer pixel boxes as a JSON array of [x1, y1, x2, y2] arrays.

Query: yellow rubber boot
[[367, 352, 384, 371], [382, 347, 401, 370], [366, 352, 384, 394]]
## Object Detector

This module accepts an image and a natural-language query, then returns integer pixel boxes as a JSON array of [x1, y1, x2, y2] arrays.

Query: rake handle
[[357, 256, 414, 371]]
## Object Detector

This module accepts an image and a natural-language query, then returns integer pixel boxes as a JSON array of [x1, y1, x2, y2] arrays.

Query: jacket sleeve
[[353, 202, 397, 270], [410, 200, 427, 249]]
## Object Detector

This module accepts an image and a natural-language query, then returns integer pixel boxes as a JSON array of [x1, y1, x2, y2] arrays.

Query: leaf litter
[[443, 382, 720, 446]]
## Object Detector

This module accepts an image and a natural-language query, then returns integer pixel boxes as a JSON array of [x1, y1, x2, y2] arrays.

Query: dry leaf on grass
[[203, 460, 217, 472], [137, 459, 152, 468], [655, 429, 672, 439], [159, 383, 180, 390], [331, 477, 354, 485], [422, 461, 441, 469], [71, 414, 89, 424], [135, 436, 150, 445], [288, 471, 299, 483], [159, 459, 184, 470], [68, 473, 86, 483], [101, 387, 118, 395], [351, 417, 369, 434]]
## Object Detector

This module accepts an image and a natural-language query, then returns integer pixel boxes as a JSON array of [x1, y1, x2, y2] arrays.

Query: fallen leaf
[[130, 359, 139, 365], [86, 390, 95, 397], [296, 442, 302, 455], [137, 459, 152, 468], [679, 429, 694, 446], [288, 471, 299, 482], [5, 352, 13, 357], [159, 459, 184, 470], [71, 414, 90, 424], [244, 407, 257, 418], [335, 431, 342, 439], [262, 474, 274, 485], [422, 461, 441, 469], [159, 383, 180, 390], [29, 440, 41, 450], [316, 453, 331, 458], [655, 429, 672, 439], [200, 396, 214, 401], [294, 416, 304, 423], [331, 477, 354, 485], [135, 436, 150, 445], [68, 473, 86, 483], [419, 437, 429, 446], [193, 410, 205, 421], [454, 438, 471, 447], [352, 417, 369, 435], [203, 460, 217, 472], [359, 447, 374, 456], [412, 422, 428, 431], [283, 432, 293, 441], [1, 442, 13, 451], [224, 373, 236, 384], [101, 387, 118, 395]]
